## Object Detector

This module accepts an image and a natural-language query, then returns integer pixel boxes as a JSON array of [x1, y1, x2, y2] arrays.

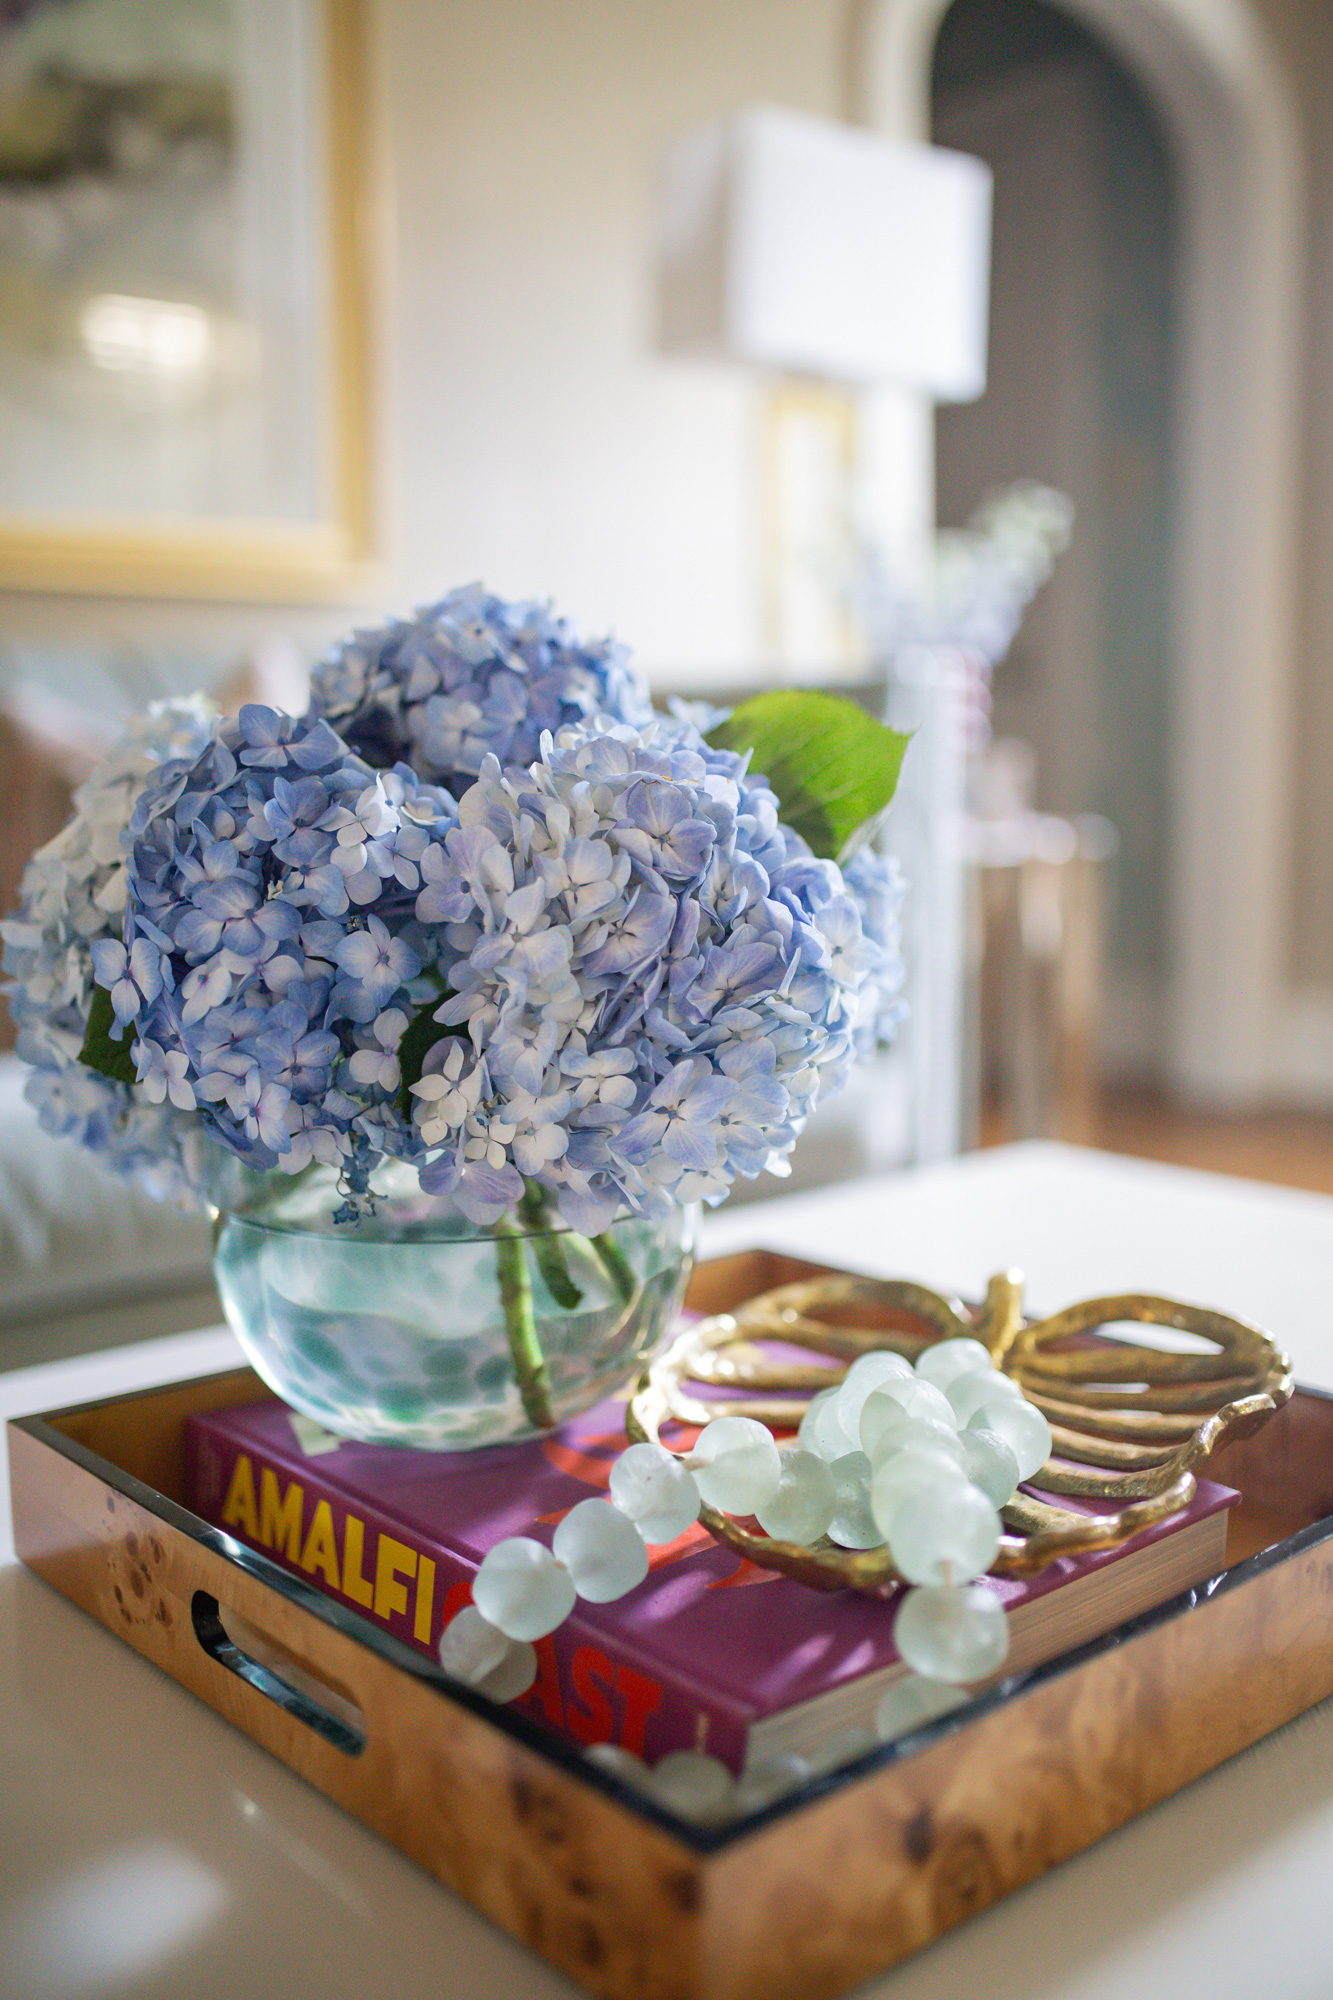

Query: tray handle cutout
[[192, 1592, 366, 1756]]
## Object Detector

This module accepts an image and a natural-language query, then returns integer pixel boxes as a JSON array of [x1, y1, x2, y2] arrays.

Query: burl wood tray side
[[10, 1255, 1333, 2000], [9, 1421, 708, 2000], [705, 1519, 1333, 1999]]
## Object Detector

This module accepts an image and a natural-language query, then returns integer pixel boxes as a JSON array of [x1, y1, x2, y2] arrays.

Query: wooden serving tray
[[10, 1248, 1333, 2000]]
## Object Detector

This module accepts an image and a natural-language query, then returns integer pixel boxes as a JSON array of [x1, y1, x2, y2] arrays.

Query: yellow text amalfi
[[218, 1452, 436, 1642], [341, 1514, 375, 1608], [221, 1451, 258, 1539], [299, 1499, 340, 1588], [374, 1534, 415, 1621], [260, 1467, 303, 1560]]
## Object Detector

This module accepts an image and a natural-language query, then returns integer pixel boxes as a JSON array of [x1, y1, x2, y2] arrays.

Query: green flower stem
[[590, 1229, 637, 1305], [549, 1230, 607, 1289], [517, 1182, 548, 1227], [493, 1219, 555, 1430], [517, 1183, 584, 1309], [515, 1178, 635, 1309], [532, 1237, 583, 1310]]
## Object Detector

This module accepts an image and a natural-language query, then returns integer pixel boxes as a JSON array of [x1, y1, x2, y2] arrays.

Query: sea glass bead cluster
[[793, 1336, 1052, 1679], [438, 1335, 1052, 1811]]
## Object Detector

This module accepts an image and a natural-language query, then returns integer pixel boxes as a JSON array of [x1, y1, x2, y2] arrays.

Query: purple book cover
[[186, 1393, 1237, 1773]]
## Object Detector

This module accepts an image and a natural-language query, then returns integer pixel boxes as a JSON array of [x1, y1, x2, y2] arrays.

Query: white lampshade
[[658, 105, 992, 401]]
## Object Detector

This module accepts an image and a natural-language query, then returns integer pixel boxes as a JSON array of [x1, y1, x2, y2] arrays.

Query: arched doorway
[[852, 0, 1304, 1106], [931, 0, 1176, 1083]]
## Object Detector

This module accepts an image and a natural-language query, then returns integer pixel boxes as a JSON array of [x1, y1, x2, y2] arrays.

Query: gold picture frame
[[0, 0, 376, 603]]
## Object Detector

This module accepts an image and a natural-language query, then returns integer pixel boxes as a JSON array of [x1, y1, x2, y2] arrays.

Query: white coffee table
[[4, 1142, 1333, 2000]]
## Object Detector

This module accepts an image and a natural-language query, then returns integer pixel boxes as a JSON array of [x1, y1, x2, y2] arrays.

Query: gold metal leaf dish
[[626, 1269, 1293, 1591]]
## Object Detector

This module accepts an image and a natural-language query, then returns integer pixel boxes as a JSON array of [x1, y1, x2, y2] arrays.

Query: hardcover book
[[186, 1393, 1238, 1773]]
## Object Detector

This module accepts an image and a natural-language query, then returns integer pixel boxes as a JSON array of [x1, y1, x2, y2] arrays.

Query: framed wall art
[[0, 0, 374, 601]]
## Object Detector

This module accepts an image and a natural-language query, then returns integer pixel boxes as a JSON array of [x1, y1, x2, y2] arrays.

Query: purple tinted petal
[[90, 938, 127, 985], [254, 901, 303, 941], [334, 931, 380, 977], [419, 1146, 463, 1198], [452, 1159, 524, 1224], [610, 1111, 661, 1164], [683, 1076, 735, 1121], [553, 1183, 622, 1235], [199, 875, 261, 920], [108, 976, 140, 1027], [661, 1121, 717, 1170], [238, 704, 285, 748], [289, 719, 347, 771]]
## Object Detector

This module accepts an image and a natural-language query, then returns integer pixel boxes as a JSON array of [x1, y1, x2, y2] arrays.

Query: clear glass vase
[[210, 1162, 697, 1450]]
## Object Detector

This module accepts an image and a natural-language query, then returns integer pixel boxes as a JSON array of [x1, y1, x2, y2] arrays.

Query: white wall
[[379, 0, 859, 685]]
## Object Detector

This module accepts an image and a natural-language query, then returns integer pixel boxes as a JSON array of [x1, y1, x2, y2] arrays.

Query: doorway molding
[[852, 0, 1305, 1104]]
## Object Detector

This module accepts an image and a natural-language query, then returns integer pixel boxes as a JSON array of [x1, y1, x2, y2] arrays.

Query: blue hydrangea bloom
[[5, 599, 906, 1232], [308, 582, 654, 794], [0, 699, 216, 1203], [120, 706, 456, 1182], [398, 713, 880, 1228], [839, 843, 908, 1053]]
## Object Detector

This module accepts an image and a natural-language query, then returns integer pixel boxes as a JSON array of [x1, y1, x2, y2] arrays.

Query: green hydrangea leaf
[[79, 981, 140, 1087], [707, 690, 911, 861]]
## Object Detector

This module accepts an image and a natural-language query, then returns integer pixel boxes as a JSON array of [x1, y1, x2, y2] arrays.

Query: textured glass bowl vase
[[210, 1164, 697, 1450]]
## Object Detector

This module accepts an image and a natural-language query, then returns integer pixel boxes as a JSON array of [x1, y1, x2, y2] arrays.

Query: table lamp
[[658, 102, 991, 400]]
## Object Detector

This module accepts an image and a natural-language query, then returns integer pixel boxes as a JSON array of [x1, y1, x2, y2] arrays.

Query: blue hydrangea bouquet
[[3, 585, 909, 1443]]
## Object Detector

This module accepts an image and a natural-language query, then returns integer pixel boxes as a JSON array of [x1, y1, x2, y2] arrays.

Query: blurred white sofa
[[0, 1055, 216, 1360]]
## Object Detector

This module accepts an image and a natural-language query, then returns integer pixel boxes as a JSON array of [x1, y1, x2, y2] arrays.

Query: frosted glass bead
[[869, 1448, 968, 1538], [734, 1753, 811, 1814], [860, 1402, 965, 1469], [859, 1379, 956, 1460], [586, 1742, 653, 1789], [842, 1349, 914, 1393], [958, 1426, 1022, 1508], [873, 1674, 968, 1741], [437, 1605, 509, 1685], [835, 1352, 914, 1435], [915, 1337, 995, 1392], [609, 1441, 701, 1545], [947, 1367, 1024, 1427], [437, 1604, 538, 1701], [803, 1726, 876, 1775], [473, 1535, 577, 1640], [893, 1583, 1010, 1683], [553, 1497, 650, 1602], [827, 1450, 883, 1549], [688, 1416, 783, 1513], [651, 1750, 738, 1822], [756, 1449, 836, 1544], [796, 1385, 841, 1455], [967, 1397, 1053, 1482], [882, 1480, 1002, 1587], [803, 1388, 862, 1464], [476, 1638, 538, 1702]]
